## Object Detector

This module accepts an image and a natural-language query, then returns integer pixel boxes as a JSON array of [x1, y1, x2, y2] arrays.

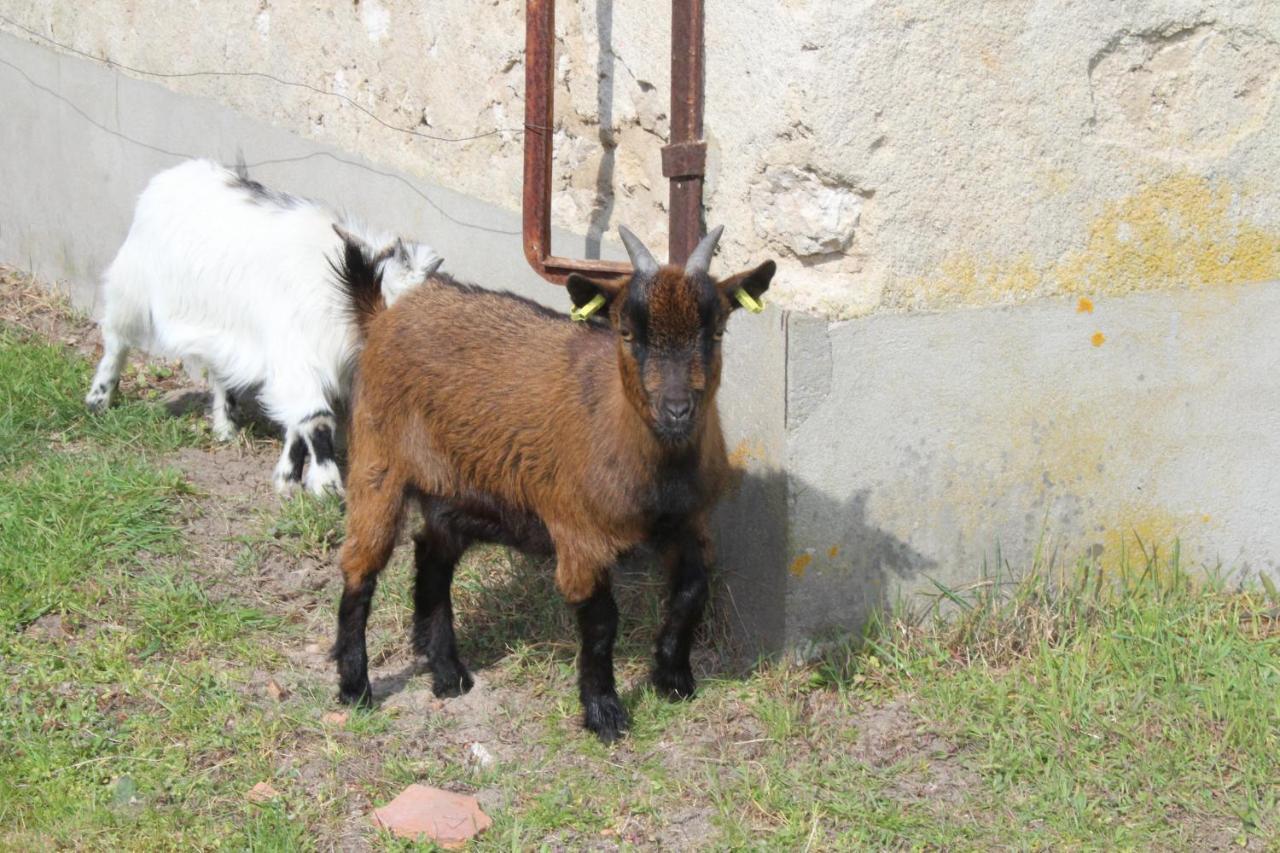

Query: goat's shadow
[[366, 468, 935, 703]]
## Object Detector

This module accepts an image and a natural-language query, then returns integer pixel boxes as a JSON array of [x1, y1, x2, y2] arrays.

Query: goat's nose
[[662, 398, 693, 421]]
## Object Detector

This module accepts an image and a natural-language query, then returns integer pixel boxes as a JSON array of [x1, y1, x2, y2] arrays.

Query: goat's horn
[[684, 225, 724, 277], [618, 225, 659, 277]]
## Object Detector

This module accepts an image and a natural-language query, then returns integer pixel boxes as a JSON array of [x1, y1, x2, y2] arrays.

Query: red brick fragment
[[372, 784, 492, 848]]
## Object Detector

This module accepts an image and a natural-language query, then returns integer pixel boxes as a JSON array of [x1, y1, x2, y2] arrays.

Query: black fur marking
[[228, 161, 300, 209], [576, 585, 629, 742], [288, 434, 308, 482], [332, 574, 378, 706], [425, 489, 554, 556], [308, 423, 338, 466], [646, 448, 709, 531]]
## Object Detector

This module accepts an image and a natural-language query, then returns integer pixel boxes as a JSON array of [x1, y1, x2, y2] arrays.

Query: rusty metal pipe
[[522, 0, 706, 283], [664, 0, 706, 266]]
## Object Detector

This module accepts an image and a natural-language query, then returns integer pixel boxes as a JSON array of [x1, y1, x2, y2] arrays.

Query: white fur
[[85, 158, 443, 495]]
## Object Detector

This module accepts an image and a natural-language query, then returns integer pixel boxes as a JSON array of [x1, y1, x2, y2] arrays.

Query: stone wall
[[6, 1, 1277, 317]]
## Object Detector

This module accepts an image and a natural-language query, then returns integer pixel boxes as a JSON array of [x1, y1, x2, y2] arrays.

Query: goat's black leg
[[411, 516, 473, 697], [334, 574, 378, 705], [576, 582, 629, 742], [652, 524, 711, 700]]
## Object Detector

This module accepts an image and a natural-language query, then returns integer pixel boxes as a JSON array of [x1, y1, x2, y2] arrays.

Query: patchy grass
[[1, 272, 1278, 849]]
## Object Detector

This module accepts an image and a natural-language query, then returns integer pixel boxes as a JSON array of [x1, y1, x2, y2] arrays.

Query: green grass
[[0, 330, 201, 466], [848, 555, 1280, 847], [1, 313, 1277, 849], [0, 324, 296, 847]]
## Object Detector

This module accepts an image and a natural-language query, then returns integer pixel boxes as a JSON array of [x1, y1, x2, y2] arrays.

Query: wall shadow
[[583, 0, 617, 260]]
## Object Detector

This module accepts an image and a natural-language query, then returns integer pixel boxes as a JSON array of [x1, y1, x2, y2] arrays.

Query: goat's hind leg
[[85, 326, 129, 413], [332, 471, 404, 706], [411, 501, 474, 697]]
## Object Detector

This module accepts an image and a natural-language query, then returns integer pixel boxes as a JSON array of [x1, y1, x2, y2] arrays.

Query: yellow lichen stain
[[1077, 297, 1094, 313], [905, 252, 1039, 308], [1057, 174, 1280, 296], [789, 553, 813, 578], [728, 438, 767, 470], [1091, 331, 1106, 347], [895, 174, 1280, 311], [1093, 507, 1208, 577], [827, 545, 840, 559]]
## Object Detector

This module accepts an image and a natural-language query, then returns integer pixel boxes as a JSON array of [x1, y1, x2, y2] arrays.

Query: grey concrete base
[[5, 31, 1279, 658], [783, 285, 1280, 649]]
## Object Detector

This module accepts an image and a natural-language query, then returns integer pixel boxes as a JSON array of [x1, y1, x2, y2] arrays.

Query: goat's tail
[[330, 229, 387, 338]]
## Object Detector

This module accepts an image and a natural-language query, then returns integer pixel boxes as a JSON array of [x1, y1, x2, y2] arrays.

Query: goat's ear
[[719, 260, 776, 311], [566, 273, 621, 315]]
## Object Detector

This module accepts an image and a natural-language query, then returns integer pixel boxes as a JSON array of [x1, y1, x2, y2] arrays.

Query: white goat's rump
[[85, 158, 442, 495]]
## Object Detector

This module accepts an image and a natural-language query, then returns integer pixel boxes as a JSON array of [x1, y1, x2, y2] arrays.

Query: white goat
[[85, 158, 442, 495]]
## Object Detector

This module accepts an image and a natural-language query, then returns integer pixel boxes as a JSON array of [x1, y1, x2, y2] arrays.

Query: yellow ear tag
[[734, 288, 765, 314], [570, 293, 607, 322]]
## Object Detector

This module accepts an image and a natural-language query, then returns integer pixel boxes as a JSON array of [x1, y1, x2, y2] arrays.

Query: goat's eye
[[713, 328, 725, 341], [619, 328, 634, 342]]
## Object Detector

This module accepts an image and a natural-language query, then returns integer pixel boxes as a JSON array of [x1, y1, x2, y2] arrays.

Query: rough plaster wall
[[3, 1, 1279, 316]]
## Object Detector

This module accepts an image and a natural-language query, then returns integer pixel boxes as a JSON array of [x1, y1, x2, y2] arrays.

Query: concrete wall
[[4, 3, 1280, 655]]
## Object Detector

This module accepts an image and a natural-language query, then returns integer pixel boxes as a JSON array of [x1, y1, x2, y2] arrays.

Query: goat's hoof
[[305, 478, 345, 499], [211, 422, 237, 442], [84, 394, 109, 414], [582, 693, 630, 744], [337, 683, 373, 707], [651, 665, 697, 701], [273, 474, 300, 497], [430, 665, 474, 698]]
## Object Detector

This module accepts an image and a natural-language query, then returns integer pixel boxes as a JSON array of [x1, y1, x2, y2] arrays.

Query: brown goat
[[331, 225, 774, 742]]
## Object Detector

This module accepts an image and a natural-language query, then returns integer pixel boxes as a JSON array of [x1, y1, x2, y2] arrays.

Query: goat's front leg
[[573, 579, 629, 742], [652, 519, 712, 700], [299, 410, 344, 496], [209, 379, 237, 441], [272, 425, 308, 495]]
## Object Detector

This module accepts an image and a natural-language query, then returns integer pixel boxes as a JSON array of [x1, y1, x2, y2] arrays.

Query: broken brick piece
[[247, 782, 280, 803], [372, 784, 492, 848]]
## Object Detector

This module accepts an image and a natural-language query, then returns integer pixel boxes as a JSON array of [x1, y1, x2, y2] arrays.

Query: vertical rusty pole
[[522, 0, 556, 276], [664, 0, 707, 266], [523, 0, 705, 280]]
